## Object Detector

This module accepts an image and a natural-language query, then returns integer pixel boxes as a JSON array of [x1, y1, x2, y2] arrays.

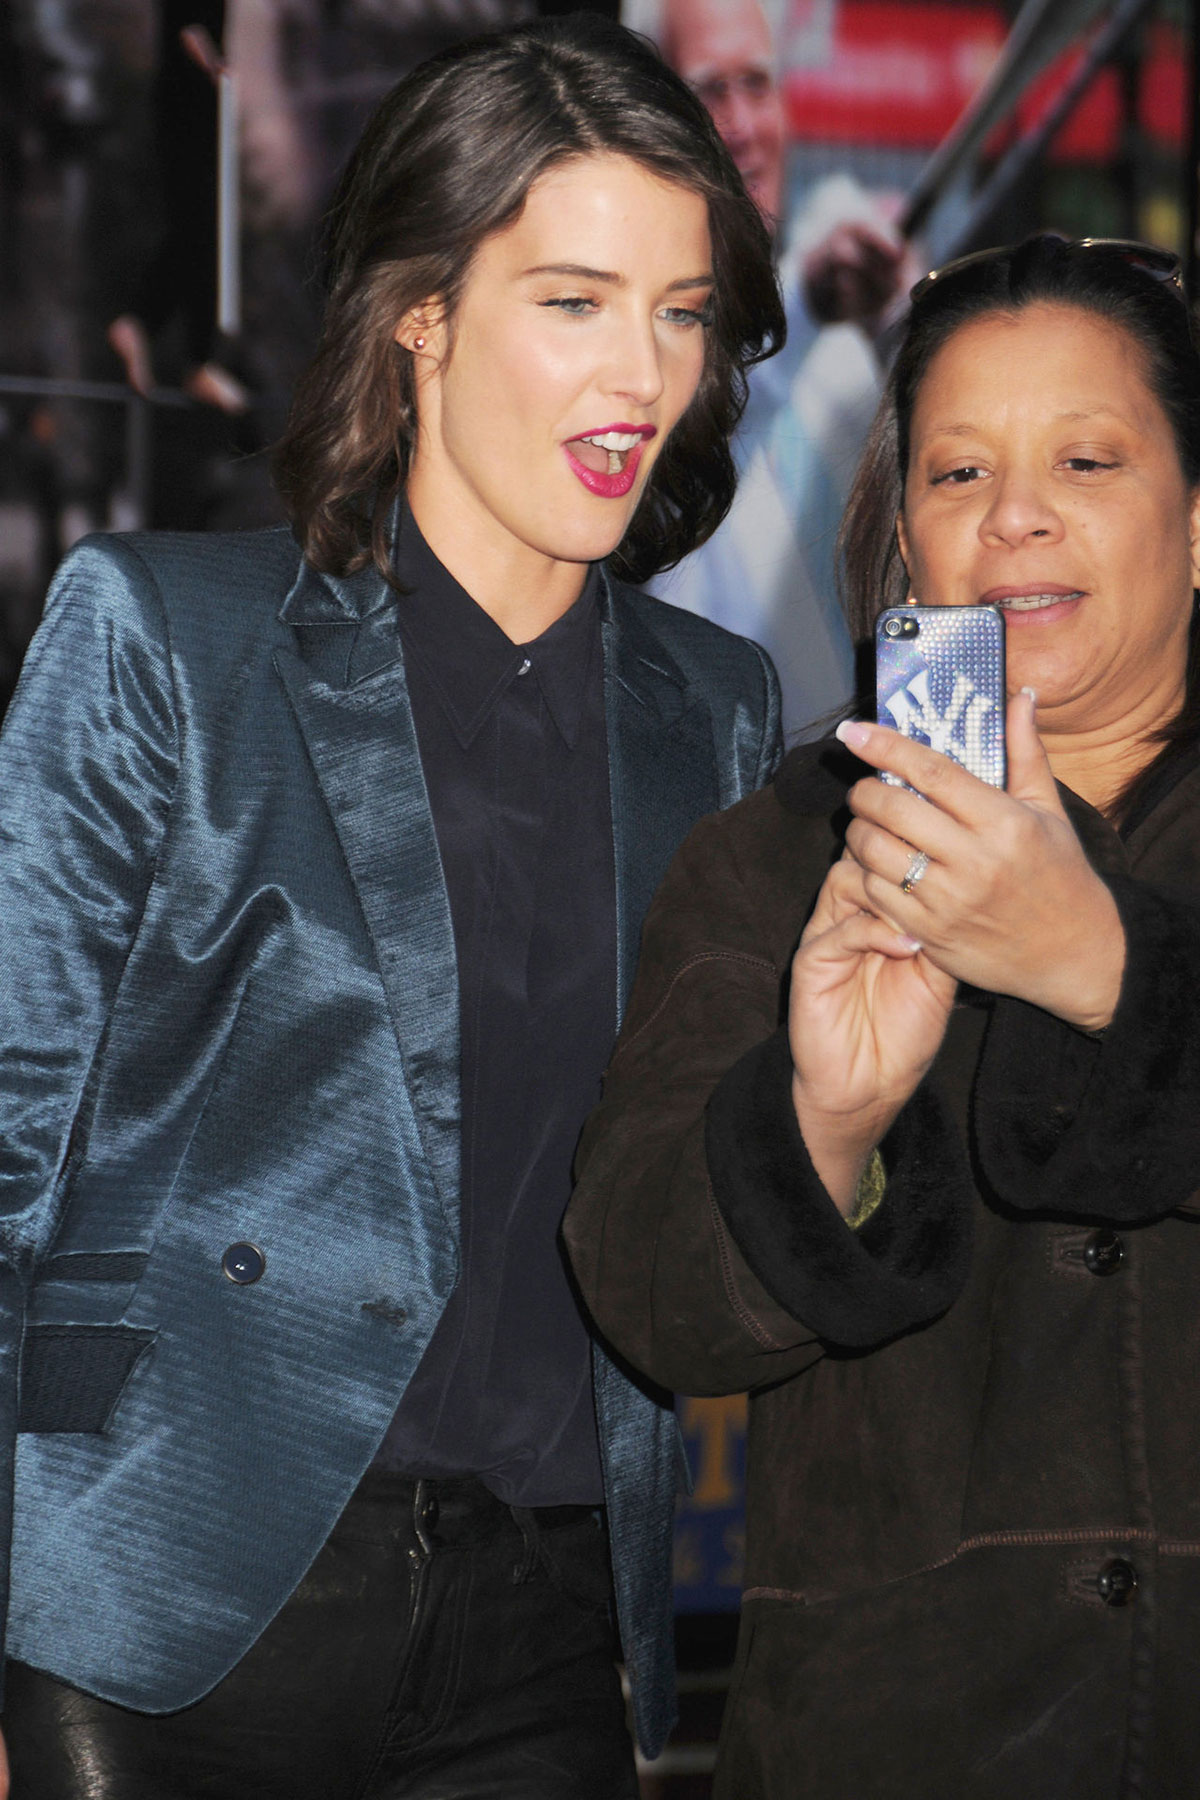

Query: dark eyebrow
[[520, 263, 714, 291], [927, 407, 1134, 439]]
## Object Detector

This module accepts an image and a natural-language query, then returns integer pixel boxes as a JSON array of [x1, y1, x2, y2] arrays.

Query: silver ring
[[900, 850, 929, 894]]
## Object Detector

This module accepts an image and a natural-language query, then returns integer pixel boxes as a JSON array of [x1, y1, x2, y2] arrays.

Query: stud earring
[[413, 336, 425, 350]]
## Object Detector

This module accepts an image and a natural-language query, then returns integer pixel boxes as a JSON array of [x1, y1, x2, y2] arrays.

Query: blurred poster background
[[783, 0, 1190, 243]]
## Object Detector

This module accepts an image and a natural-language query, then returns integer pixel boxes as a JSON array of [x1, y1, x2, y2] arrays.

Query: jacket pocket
[[19, 1324, 155, 1432]]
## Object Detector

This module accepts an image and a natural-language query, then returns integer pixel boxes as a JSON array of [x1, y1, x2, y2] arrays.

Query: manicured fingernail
[[1021, 686, 1037, 705], [897, 935, 923, 952], [836, 720, 871, 749]]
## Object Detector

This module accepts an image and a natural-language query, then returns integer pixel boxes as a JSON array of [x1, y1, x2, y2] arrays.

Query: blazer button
[[1096, 1558, 1138, 1606], [1084, 1230, 1125, 1276], [222, 1242, 266, 1285]]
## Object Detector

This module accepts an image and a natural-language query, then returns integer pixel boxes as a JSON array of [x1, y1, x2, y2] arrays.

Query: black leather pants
[[3, 1471, 641, 1799]]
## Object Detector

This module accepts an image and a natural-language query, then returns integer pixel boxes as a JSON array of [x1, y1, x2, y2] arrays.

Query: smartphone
[[875, 604, 1006, 789]]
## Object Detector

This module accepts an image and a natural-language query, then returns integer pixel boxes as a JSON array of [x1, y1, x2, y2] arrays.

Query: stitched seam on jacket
[[112, 539, 184, 852], [750, 640, 781, 787], [32, 542, 183, 1274], [620, 951, 777, 1053], [743, 1525, 1172, 1605], [707, 1182, 800, 1351]]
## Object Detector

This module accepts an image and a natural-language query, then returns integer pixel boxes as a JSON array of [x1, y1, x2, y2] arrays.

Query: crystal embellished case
[[875, 604, 1006, 788]]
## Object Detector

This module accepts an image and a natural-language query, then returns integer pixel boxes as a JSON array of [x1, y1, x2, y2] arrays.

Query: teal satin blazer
[[0, 525, 780, 1755]]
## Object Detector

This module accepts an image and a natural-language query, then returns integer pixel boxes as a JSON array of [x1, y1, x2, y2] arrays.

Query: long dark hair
[[273, 11, 783, 590], [839, 233, 1200, 817]]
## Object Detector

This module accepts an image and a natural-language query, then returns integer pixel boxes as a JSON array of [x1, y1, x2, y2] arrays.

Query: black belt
[[354, 1468, 600, 1549]]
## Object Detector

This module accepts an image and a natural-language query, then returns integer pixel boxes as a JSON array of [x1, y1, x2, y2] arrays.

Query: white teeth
[[580, 431, 641, 451], [996, 591, 1082, 611], [607, 450, 621, 474]]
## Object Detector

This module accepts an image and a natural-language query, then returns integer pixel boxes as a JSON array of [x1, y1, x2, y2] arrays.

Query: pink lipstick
[[563, 423, 656, 499]]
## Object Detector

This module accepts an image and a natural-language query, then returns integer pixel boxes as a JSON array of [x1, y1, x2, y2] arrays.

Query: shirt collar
[[393, 505, 601, 750]]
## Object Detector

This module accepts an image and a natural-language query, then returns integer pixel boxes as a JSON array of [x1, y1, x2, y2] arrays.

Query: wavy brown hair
[[273, 11, 783, 589]]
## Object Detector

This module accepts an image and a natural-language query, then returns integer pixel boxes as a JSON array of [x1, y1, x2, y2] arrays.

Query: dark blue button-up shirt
[[373, 509, 614, 1505]]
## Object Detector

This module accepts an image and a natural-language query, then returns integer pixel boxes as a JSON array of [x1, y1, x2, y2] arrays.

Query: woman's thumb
[[1005, 687, 1063, 812]]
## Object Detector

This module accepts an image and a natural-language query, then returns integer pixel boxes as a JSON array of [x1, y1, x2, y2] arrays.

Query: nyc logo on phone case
[[875, 606, 1006, 789]]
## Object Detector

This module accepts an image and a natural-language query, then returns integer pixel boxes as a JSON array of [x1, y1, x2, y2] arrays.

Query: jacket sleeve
[[0, 535, 178, 1669], [564, 800, 975, 1399], [974, 871, 1200, 1220]]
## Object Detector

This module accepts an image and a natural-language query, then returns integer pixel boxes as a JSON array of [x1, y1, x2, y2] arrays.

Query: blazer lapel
[[601, 576, 721, 1012], [273, 558, 460, 1226]]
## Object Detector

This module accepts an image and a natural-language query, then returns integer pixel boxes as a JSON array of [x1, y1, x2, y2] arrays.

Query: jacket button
[[1084, 1230, 1124, 1276], [1096, 1558, 1138, 1605], [222, 1242, 266, 1285]]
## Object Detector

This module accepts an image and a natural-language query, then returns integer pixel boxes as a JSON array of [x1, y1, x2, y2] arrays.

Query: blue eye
[[661, 302, 714, 328], [540, 296, 596, 315]]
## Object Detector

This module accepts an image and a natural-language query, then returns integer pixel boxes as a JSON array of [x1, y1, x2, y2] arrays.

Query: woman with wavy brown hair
[[0, 14, 783, 1797]]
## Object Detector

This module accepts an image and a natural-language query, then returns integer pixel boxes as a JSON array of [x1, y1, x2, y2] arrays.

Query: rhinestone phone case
[[875, 604, 1006, 788]]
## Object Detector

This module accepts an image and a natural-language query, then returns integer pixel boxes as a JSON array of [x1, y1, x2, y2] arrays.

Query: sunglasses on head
[[909, 236, 1184, 309]]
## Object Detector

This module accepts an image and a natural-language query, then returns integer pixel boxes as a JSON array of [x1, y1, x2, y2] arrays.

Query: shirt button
[[222, 1242, 266, 1285], [1096, 1558, 1137, 1606], [1084, 1229, 1125, 1276]]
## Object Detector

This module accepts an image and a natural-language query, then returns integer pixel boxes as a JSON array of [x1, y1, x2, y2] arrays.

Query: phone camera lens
[[883, 618, 902, 638]]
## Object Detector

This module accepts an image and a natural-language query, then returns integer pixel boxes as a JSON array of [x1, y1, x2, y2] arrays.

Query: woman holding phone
[[567, 233, 1200, 1798], [0, 14, 784, 1797]]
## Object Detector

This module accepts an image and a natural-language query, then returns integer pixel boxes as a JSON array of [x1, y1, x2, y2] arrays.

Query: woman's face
[[401, 152, 713, 608], [897, 302, 1200, 743]]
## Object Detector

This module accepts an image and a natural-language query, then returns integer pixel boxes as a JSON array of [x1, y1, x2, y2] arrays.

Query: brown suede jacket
[[565, 738, 1200, 1800]]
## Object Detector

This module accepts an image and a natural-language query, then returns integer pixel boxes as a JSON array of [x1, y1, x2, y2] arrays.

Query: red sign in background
[[783, 2, 1188, 161]]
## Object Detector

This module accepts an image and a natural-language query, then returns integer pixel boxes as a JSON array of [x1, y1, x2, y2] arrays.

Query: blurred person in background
[[106, 1, 251, 414], [0, 15, 783, 1797], [629, 0, 912, 740]]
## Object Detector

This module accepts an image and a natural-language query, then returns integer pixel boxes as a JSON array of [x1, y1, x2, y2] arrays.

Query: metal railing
[[0, 369, 285, 541], [0, 372, 194, 533]]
